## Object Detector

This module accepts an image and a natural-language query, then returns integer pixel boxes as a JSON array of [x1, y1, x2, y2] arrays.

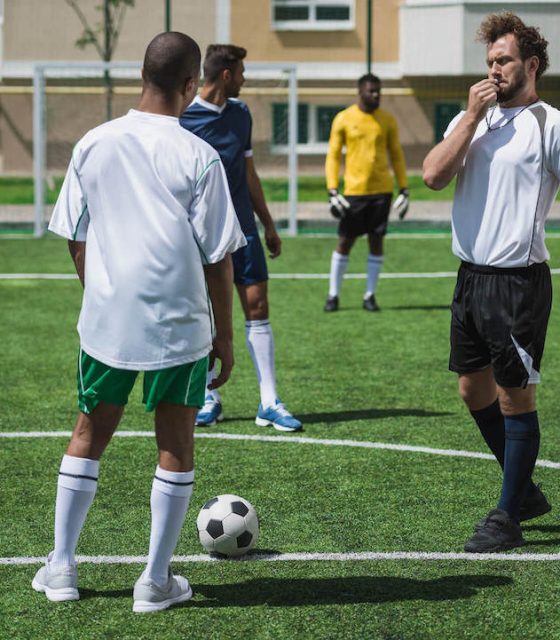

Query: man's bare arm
[[68, 240, 86, 288], [246, 156, 281, 258], [203, 254, 235, 389], [423, 79, 498, 190]]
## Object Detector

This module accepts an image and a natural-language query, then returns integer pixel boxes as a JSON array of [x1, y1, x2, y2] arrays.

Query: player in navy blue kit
[[180, 45, 302, 432]]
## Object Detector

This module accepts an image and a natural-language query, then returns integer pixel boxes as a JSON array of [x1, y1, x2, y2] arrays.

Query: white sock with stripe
[[365, 254, 384, 298], [329, 251, 349, 297], [204, 365, 221, 403], [145, 466, 194, 586], [51, 454, 99, 567], [245, 319, 277, 409]]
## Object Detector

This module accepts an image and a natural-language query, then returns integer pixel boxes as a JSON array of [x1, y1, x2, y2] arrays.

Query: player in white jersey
[[32, 32, 245, 612], [423, 12, 560, 553]]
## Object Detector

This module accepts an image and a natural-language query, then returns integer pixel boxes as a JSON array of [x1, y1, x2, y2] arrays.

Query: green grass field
[[2, 235, 560, 639]]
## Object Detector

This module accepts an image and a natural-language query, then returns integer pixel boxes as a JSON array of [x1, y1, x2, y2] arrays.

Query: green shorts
[[77, 350, 209, 414]]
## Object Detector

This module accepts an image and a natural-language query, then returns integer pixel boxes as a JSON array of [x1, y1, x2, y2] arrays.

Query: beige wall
[[3, 0, 215, 62], [230, 0, 400, 64]]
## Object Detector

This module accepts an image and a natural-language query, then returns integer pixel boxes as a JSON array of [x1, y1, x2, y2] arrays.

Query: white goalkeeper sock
[[145, 466, 194, 586], [329, 251, 349, 297], [245, 319, 277, 409], [51, 455, 99, 567], [204, 365, 220, 403], [365, 254, 384, 298]]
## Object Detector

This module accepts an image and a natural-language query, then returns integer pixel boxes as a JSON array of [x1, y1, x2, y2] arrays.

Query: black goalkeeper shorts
[[338, 194, 392, 238], [449, 261, 552, 388]]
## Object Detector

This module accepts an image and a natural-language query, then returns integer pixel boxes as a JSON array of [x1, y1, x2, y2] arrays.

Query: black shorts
[[449, 261, 552, 388], [339, 194, 392, 238]]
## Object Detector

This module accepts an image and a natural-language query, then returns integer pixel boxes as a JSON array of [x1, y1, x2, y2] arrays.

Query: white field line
[[3, 430, 560, 470], [5, 551, 560, 566], [3, 269, 560, 281]]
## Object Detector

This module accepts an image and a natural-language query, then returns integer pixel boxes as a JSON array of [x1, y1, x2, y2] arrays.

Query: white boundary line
[[3, 430, 560, 470], [4, 550, 560, 565], [2, 269, 560, 281]]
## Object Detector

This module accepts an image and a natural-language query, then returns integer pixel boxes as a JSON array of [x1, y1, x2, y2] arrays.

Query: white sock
[[328, 251, 349, 297], [51, 454, 99, 567], [245, 319, 277, 409], [145, 466, 194, 586], [365, 254, 384, 298], [204, 365, 220, 403]]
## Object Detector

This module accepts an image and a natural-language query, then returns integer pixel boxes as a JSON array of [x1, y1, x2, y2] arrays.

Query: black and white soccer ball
[[196, 494, 259, 557]]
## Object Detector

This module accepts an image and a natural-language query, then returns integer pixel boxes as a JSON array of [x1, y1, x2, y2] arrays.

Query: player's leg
[[363, 194, 392, 311], [133, 357, 207, 612], [194, 362, 224, 427], [324, 235, 355, 311], [33, 351, 135, 602]]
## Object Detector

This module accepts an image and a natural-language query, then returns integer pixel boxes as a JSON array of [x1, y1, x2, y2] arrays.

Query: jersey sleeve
[[244, 107, 253, 158], [443, 111, 466, 138], [325, 111, 345, 191], [545, 115, 560, 181], [48, 154, 89, 241], [386, 114, 408, 189], [190, 156, 247, 264]]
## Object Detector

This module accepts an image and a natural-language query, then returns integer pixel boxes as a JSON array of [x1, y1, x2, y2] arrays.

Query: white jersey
[[445, 101, 560, 267], [49, 109, 246, 370]]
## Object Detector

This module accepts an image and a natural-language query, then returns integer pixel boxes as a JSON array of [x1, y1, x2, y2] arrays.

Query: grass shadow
[[190, 574, 512, 608]]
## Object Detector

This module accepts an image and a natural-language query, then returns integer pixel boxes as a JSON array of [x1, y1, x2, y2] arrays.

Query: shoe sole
[[133, 585, 193, 613], [464, 539, 526, 553], [255, 417, 302, 432], [195, 412, 224, 427], [32, 578, 79, 601]]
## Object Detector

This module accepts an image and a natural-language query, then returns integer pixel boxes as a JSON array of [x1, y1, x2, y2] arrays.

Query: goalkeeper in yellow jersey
[[324, 73, 409, 312]]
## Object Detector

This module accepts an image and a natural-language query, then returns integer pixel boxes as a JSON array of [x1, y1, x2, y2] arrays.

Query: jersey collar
[[193, 95, 228, 114]]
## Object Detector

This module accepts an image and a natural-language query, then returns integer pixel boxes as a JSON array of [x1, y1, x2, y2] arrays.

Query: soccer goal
[[32, 62, 299, 237]]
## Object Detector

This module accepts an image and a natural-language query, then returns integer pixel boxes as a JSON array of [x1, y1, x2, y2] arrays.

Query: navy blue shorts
[[232, 233, 269, 286]]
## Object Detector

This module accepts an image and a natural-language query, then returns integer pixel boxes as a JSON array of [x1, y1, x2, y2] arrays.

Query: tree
[[65, 0, 136, 121]]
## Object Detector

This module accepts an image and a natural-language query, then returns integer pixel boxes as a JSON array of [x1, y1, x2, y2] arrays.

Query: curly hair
[[478, 12, 549, 80]]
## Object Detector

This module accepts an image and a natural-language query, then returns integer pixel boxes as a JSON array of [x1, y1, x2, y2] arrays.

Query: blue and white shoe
[[255, 400, 302, 432], [195, 396, 224, 426]]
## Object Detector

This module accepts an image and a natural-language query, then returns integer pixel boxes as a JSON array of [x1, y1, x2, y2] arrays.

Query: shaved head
[[143, 32, 201, 95]]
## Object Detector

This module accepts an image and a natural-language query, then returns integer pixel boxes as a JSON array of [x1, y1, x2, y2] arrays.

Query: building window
[[434, 102, 462, 143], [272, 0, 354, 31], [272, 103, 345, 153]]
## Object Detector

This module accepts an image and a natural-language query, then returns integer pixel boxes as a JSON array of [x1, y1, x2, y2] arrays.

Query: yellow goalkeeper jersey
[[325, 104, 408, 196]]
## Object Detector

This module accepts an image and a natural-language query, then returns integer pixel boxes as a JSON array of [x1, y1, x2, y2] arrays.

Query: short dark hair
[[143, 32, 201, 94], [203, 44, 247, 83], [478, 12, 549, 80], [358, 73, 381, 87]]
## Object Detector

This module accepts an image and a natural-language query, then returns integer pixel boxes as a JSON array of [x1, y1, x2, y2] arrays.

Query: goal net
[[32, 62, 299, 237]]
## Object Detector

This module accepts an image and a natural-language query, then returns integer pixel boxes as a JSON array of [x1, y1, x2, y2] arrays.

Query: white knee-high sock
[[204, 365, 220, 403], [145, 466, 194, 585], [365, 254, 384, 297], [245, 319, 277, 409], [328, 251, 349, 297], [51, 454, 99, 566]]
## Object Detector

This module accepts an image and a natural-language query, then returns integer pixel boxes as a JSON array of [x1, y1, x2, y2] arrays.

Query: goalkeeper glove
[[328, 189, 351, 219], [392, 188, 410, 220]]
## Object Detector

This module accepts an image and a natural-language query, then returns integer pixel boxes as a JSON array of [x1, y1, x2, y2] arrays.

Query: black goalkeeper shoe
[[363, 294, 380, 312], [324, 295, 339, 312], [474, 485, 551, 532], [465, 509, 525, 553]]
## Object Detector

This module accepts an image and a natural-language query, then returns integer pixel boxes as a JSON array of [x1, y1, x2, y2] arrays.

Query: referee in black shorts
[[423, 12, 560, 552]]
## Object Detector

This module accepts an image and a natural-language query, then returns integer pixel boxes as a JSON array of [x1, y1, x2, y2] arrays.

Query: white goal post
[[32, 61, 299, 237]]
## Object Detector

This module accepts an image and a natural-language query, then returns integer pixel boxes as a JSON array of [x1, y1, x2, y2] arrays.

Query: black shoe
[[474, 485, 552, 532], [520, 484, 552, 522], [465, 509, 525, 553], [324, 295, 339, 312], [363, 294, 380, 312]]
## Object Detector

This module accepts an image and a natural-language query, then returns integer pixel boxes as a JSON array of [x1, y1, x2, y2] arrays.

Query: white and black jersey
[[445, 101, 560, 267]]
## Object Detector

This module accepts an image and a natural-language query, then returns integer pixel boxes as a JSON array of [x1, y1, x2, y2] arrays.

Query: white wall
[[401, 0, 560, 76]]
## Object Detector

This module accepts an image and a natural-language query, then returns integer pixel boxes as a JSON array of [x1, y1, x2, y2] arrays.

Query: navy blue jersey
[[180, 96, 256, 235]]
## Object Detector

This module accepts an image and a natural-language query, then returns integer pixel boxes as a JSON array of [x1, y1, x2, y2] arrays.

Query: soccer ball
[[196, 494, 259, 557]]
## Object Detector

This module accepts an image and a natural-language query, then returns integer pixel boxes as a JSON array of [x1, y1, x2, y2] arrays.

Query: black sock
[[470, 399, 505, 468], [497, 411, 540, 522]]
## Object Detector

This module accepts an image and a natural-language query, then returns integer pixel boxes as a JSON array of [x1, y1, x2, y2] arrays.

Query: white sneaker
[[32, 552, 79, 602], [133, 568, 193, 613]]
